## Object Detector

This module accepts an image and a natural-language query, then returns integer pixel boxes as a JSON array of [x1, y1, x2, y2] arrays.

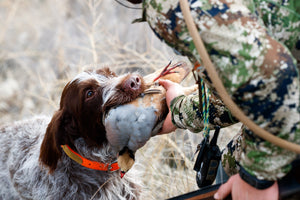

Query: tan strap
[[179, 0, 300, 153]]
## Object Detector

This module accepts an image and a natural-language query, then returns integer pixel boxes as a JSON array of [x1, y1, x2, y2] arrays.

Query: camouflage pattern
[[140, 0, 300, 181], [221, 128, 243, 176], [170, 94, 238, 133], [253, 0, 300, 49]]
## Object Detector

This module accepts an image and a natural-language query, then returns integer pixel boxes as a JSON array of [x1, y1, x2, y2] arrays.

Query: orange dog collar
[[61, 144, 119, 172]]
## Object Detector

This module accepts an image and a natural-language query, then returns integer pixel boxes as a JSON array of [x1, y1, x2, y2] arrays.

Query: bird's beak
[[120, 171, 126, 178]]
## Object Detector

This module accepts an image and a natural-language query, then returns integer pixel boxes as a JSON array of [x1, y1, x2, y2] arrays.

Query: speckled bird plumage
[[104, 62, 197, 174]]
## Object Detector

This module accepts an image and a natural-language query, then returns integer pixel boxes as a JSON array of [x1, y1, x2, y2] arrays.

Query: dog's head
[[39, 68, 145, 172]]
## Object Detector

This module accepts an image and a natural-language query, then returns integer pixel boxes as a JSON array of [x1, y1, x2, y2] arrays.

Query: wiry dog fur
[[0, 68, 145, 200]]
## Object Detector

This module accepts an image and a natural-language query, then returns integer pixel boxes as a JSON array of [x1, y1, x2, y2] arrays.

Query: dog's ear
[[39, 110, 66, 173]]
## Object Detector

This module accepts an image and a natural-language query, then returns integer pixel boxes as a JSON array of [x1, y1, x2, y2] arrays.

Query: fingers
[[159, 79, 184, 106], [214, 175, 234, 199], [158, 79, 174, 90]]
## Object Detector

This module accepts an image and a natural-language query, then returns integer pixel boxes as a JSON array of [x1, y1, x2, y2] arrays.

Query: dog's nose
[[126, 75, 141, 91]]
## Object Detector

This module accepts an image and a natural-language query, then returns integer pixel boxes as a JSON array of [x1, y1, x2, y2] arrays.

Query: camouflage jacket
[[140, 0, 300, 181]]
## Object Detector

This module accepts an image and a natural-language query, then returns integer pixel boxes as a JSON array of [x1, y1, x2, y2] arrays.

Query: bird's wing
[[105, 104, 157, 152]]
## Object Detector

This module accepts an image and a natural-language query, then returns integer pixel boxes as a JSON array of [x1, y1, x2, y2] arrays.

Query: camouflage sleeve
[[170, 94, 237, 133], [253, 0, 300, 50], [142, 0, 300, 181]]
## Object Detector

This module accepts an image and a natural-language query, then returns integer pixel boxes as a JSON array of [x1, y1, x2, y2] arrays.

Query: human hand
[[214, 173, 279, 200], [157, 79, 185, 135]]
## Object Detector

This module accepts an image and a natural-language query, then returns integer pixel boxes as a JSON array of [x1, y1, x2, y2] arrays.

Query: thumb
[[158, 79, 174, 90], [158, 79, 184, 105], [214, 176, 234, 199]]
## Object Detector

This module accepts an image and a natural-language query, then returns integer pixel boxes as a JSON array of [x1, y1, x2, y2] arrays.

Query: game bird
[[104, 61, 197, 177]]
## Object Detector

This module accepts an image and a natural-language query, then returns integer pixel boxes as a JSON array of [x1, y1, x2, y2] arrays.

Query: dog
[[0, 68, 146, 200]]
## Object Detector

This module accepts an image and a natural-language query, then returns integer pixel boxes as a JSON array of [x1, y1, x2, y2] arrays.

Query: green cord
[[201, 78, 210, 138]]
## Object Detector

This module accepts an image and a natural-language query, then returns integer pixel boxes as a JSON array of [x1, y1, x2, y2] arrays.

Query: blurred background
[[0, 0, 239, 199]]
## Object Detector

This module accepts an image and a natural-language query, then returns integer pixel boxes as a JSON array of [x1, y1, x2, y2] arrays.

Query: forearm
[[170, 93, 237, 133]]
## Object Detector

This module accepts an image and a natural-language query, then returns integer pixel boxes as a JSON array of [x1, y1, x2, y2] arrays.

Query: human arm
[[143, 0, 300, 181], [126, 0, 300, 199], [157, 79, 183, 134], [158, 79, 237, 134]]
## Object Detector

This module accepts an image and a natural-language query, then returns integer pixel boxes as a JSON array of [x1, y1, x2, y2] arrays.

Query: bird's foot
[[153, 61, 183, 82]]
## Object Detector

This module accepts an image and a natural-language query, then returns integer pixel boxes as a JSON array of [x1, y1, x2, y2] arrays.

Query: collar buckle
[[107, 159, 118, 172]]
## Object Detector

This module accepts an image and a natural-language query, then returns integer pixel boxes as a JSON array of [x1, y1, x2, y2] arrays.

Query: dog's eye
[[86, 90, 95, 99]]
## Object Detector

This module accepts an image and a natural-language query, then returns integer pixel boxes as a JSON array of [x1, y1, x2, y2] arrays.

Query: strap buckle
[[107, 159, 119, 172]]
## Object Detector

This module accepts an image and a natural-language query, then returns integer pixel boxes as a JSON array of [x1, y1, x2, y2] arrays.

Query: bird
[[104, 61, 197, 177]]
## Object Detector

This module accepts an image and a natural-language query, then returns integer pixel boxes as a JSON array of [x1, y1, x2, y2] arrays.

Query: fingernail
[[214, 192, 219, 199]]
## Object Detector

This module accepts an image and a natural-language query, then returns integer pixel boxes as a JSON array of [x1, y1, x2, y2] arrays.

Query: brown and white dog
[[0, 68, 145, 200]]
